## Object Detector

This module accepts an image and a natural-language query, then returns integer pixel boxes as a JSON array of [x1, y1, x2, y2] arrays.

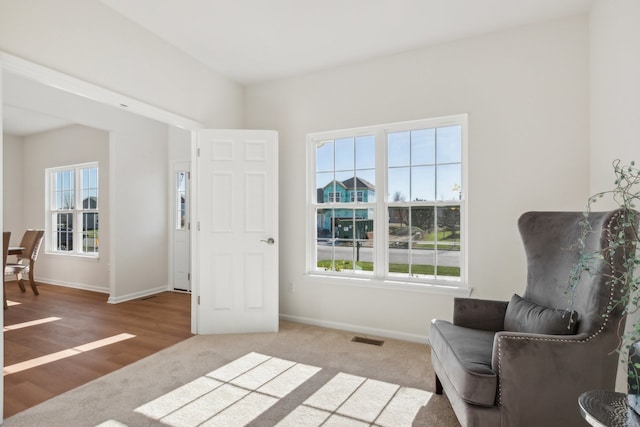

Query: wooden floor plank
[[3, 281, 192, 418]]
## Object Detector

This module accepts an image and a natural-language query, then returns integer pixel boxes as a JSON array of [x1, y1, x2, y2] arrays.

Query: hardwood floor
[[2, 281, 192, 418]]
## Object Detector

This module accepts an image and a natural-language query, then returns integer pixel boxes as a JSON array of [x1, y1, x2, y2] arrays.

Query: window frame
[[306, 115, 468, 292], [46, 161, 100, 258]]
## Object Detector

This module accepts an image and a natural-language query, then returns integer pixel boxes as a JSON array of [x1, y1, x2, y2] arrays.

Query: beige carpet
[[2, 321, 460, 426]]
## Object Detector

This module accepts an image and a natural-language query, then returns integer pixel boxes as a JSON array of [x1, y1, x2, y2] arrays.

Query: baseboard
[[34, 277, 109, 294], [279, 313, 428, 344], [34, 277, 169, 303], [107, 286, 170, 304]]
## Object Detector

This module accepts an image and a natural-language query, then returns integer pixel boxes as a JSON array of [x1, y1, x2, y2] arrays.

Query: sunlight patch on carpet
[[278, 372, 431, 427], [133, 352, 432, 427]]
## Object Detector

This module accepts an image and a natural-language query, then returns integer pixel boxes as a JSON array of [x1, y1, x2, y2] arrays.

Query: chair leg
[[16, 273, 26, 292], [435, 374, 443, 395], [28, 268, 38, 295], [3, 281, 7, 310]]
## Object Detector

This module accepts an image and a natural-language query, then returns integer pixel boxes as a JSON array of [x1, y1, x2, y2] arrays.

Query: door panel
[[195, 129, 278, 334]]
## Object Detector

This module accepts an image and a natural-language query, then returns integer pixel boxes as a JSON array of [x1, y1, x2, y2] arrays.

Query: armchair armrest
[[453, 297, 508, 331], [491, 331, 603, 425]]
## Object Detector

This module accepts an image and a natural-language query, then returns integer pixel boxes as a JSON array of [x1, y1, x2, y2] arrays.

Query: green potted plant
[[567, 159, 640, 412]]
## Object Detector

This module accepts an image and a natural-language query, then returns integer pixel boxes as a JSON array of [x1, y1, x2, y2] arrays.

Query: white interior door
[[173, 163, 191, 291], [195, 129, 279, 334]]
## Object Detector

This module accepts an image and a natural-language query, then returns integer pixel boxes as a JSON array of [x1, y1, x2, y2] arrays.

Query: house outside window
[[47, 162, 99, 256], [307, 115, 467, 288]]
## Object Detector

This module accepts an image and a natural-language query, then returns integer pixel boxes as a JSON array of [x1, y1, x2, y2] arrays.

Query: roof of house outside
[[340, 177, 375, 191]]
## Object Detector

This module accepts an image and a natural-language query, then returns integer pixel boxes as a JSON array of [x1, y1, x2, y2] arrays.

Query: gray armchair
[[429, 210, 635, 426]]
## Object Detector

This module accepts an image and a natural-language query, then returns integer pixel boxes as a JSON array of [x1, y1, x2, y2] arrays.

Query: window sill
[[303, 273, 472, 297], [45, 251, 100, 262]]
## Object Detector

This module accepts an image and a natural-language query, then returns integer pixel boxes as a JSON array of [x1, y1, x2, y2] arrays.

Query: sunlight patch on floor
[[133, 352, 431, 427], [3, 333, 136, 375], [4, 316, 61, 331]]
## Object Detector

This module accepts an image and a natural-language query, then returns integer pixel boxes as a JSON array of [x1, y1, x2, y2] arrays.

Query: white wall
[[0, 0, 243, 128], [590, 0, 640, 196], [245, 15, 591, 341], [589, 0, 640, 393], [2, 133, 24, 239], [109, 121, 170, 302], [20, 125, 110, 291]]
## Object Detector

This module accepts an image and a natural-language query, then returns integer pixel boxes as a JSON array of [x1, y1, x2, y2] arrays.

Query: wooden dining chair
[[5, 229, 44, 295], [3, 231, 10, 309]]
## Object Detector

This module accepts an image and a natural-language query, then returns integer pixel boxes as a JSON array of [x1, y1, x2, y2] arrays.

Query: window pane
[[412, 206, 435, 240], [388, 167, 410, 202], [316, 208, 336, 270], [176, 171, 187, 230], [56, 213, 73, 251], [388, 207, 410, 275], [335, 137, 354, 172], [316, 208, 374, 274], [82, 212, 99, 253], [55, 170, 75, 209], [388, 131, 410, 167], [356, 170, 375, 202], [81, 167, 99, 210], [411, 129, 436, 166], [410, 206, 435, 277], [411, 166, 435, 201], [316, 140, 334, 172], [355, 135, 375, 169], [436, 163, 462, 201], [436, 206, 461, 278], [316, 172, 334, 203], [436, 125, 462, 164]]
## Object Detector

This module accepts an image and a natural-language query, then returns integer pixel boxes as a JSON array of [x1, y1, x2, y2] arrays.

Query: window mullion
[[374, 128, 387, 280], [75, 170, 82, 254]]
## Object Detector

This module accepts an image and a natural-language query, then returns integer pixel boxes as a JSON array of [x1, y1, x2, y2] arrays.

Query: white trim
[[33, 279, 109, 294], [46, 162, 100, 256], [303, 273, 472, 297], [0, 51, 201, 131], [107, 286, 171, 304]]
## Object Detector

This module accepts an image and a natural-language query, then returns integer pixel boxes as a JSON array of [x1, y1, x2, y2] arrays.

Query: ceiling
[[3, 0, 594, 136], [100, 0, 594, 84]]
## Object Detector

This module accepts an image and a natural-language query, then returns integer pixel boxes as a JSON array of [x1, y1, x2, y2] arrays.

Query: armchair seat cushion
[[429, 319, 497, 406]]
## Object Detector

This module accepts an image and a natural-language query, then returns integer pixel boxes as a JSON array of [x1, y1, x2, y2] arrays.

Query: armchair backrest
[[518, 210, 634, 337]]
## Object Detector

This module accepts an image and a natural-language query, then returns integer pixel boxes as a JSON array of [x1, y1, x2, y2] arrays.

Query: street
[[316, 243, 460, 267]]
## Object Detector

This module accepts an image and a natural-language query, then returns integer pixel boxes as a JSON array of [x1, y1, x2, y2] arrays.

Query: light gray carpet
[[2, 321, 460, 426]]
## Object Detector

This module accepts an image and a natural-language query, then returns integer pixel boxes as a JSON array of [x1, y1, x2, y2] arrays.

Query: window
[[308, 115, 466, 287], [176, 171, 188, 230], [48, 162, 99, 256], [350, 191, 364, 202], [327, 192, 341, 203]]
